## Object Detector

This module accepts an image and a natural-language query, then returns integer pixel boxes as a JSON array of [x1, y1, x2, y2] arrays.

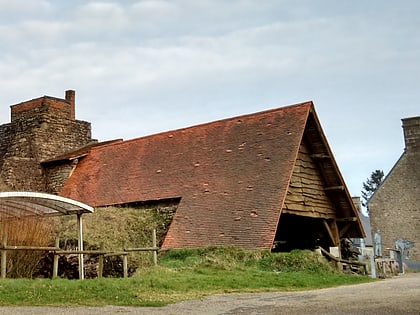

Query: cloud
[[74, 2, 128, 33], [0, 0, 419, 196], [0, 0, 52, 14]]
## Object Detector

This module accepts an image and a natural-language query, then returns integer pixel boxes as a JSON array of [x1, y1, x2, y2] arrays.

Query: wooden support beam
[[323, 219, 340, 247], [324, 186, 344, 191], [339, 222, 353, 238], [310, 153, 330, 159], [336, 217, 357, 222], [323, 220, 335, 246]]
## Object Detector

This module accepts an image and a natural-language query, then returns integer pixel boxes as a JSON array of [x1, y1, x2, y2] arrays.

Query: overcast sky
[[0, 0, 419, 199]]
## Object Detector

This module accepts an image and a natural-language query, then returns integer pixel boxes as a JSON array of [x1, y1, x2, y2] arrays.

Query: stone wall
[[44, 160, 79, 194], [369, 116, 420, 261], [0, 90, 95, 191]]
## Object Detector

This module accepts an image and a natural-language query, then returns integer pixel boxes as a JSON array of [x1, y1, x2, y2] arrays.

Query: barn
[[0, 91, 364, 252], [58, 101, 365, 251]]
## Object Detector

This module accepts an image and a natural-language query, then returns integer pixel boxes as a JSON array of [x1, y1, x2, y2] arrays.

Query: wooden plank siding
[[283, 141, 336, 219]]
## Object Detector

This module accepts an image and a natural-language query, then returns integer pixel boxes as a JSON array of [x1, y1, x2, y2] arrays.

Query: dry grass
[[57, 205, 176, 271], [0, 216, 56, 278]]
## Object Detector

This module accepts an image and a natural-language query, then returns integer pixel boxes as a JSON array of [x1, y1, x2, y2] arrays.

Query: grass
[[0, 247, 373, 307], [0, 217, 55, 278]]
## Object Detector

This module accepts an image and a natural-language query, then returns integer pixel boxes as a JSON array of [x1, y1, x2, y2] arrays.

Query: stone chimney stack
[[402, 116, 420, 152], [352, 196, 362, 214], [65, 89, 76, 120]]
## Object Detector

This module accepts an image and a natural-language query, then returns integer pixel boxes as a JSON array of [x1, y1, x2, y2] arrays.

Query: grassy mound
[[160, 246, 332, 273]]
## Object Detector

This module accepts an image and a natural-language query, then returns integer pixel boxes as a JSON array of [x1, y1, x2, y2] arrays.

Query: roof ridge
[[93, 101, 314, 151]]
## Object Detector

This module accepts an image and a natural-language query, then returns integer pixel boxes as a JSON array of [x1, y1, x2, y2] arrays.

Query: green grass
[[0, 247, 373, 306]]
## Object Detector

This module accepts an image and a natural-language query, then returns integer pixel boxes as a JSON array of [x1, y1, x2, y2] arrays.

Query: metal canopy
[[0, 191, 93, 279], [0, 191, 93, 220]]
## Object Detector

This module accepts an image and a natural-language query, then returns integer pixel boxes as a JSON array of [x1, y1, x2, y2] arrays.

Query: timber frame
[[58, 101, 364, 251], [278, 108, 364, 252]]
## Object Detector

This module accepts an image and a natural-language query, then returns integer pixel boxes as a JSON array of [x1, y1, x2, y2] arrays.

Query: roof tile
[[61, 102, 313, 249]]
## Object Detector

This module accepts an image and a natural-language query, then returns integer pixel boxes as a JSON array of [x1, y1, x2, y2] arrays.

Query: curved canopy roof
[[0, 191, 94, 220]]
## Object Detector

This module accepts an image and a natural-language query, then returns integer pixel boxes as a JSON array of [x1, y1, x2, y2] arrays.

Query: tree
[[361, 169, 384, 212]]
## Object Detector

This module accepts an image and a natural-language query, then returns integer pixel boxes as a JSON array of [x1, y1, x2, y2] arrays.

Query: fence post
[[122, 241, 128, 278], [53, 237, 60, 278], [98, 242, 104, 278], [1, 234, 7, 278], [152, 229, 157, 266]]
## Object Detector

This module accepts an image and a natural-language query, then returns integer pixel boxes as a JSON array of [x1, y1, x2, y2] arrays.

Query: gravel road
[[1, 273, 419, 315]]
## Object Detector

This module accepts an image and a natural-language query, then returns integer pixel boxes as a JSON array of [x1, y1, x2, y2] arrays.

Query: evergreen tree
[[361, 169, 384, 212]]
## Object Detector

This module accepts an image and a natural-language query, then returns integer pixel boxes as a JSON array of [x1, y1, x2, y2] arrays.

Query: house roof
[[60, 102, 363, 249], [41, 139, 123, 165]]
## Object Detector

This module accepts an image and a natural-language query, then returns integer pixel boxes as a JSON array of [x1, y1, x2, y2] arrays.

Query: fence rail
[[316, 246, 368, 274], [0, 229, 159, 279]]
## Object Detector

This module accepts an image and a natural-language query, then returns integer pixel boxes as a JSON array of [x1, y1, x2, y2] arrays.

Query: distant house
[[368, 116, 420, 261], [1, 91, 364, 251]]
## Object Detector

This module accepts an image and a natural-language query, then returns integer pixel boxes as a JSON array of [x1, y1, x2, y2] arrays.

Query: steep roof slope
[[61, 102, 311, 249], [61, 102, 363, 249]]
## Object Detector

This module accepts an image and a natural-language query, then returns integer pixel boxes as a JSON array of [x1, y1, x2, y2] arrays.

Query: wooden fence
[[316, 246, 368, 274], [0, 229, 159, 279]]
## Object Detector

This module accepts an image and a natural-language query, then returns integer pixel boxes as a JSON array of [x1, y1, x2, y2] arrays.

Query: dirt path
[[2, 273, 419, 315]]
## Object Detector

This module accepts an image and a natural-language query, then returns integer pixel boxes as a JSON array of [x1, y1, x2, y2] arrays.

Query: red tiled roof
[[41, 139, 123, 164], [61, 102, 314, 249]]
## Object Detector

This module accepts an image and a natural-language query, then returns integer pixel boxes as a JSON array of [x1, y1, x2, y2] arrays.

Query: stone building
[[368, 116, 420, 261], [1, 90, 365, 251], [0, 90, 95, 191]]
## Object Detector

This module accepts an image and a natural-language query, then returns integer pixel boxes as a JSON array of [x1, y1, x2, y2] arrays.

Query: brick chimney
[[65, 89, 75, 120], [402, 116, 420, 152]]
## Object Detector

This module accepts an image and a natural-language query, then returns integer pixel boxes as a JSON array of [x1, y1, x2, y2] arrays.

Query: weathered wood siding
[[283, 141, 336, 218]]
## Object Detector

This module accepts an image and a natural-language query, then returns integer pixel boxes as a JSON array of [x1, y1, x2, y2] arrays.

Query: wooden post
[[53, 237, 60, 278], [323, 219, 342, 270], [122, 241, 128, 278], [98, 242, 104, 279], [152, 229, 157, 266], [1, 234, 7, 279]]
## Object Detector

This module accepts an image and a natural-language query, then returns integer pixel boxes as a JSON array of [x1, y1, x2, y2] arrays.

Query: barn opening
[[272, 213, 331, 252]]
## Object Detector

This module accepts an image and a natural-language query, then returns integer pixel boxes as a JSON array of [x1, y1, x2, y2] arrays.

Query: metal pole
[[77, 213, 84, 280]]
